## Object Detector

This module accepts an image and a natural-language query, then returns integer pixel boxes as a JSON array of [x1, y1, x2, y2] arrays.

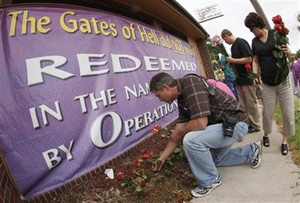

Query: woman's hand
[[282, 44, 291, 57], [253, 78, 259, 88]]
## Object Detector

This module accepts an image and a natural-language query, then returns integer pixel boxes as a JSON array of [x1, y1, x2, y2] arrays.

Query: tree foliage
[[296, 49, 300, 58], [206, 38, 219, 70], [206, 38, 225, 81]]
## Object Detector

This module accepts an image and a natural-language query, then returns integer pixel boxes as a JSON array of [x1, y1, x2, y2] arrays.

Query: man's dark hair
[[149, 72, 177, 92], [244, 12, 265, 30]]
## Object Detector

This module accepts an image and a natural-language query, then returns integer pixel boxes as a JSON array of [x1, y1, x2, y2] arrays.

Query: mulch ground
[[54, 131, 195, 203]]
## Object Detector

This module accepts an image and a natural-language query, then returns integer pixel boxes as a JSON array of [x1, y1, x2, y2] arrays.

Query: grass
[[275, 96, 300, 166]]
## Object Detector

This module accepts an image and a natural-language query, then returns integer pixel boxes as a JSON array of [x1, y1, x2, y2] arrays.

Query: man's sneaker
[[191, 175, 221, 197], [251, 141, 262, 169], [248, 126, 260, 134]]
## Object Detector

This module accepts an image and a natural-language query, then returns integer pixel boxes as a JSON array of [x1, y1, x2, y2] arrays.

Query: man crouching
[[150, 72, 262, 197]]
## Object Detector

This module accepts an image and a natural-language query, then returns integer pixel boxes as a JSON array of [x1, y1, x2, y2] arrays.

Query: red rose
[[147, 151, 153, 157], [116, 172, 124, 180], [271, 14, 290, 85], [151, 124, 161, 134], [130, 168, 136, 174], [272, 15, 282, 23], [142, 151, 153, 159], [151, 128, 158, 134], [283, 27, 289, 35], [140, 180, 147, 188], [274, 24, 283, 32], [134, 159, 142, 167], [244, 63, 251, 70]]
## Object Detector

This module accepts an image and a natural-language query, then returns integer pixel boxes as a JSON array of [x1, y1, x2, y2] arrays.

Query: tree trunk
[[250, 0, 271, 29]]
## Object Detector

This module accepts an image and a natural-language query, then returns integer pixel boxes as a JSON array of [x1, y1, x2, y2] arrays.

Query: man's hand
[[226, 56, 233, 64], [152, 159, 165, 172], [219, 64, 225, 70]]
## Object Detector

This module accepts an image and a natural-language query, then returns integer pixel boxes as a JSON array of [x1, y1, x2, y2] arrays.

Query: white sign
[[195, 4, 223, 23]]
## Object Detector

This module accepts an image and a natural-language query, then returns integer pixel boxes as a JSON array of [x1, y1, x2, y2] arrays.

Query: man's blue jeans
[[182, 122, 253, 188]]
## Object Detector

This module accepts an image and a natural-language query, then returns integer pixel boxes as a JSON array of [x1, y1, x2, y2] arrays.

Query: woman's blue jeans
[[183, 122, 253, 188]]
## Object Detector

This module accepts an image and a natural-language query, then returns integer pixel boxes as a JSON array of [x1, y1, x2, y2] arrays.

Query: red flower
[[273, 15, 288, 35], [152, 124, 161, 134], [140, 180, 147, 188], [283, 27, 289, 35], [134, 159, 142, 167], [142, 151, 153, 159], [244, 63, 251, 70], [272, 15, 282, 24], [130, 168, 136, 174], [272, 14, 290, 85], [274, 24, 283, 32], [147, 151, 153, 157], [116, 172, 124, 180], [151, 128, 157, 134]]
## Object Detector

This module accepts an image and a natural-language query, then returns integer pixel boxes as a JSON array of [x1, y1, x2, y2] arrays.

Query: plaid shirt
[[177, 75, 247, 125]]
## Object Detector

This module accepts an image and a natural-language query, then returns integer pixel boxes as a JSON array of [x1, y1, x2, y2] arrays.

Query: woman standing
[[244, 12, 295, 155]]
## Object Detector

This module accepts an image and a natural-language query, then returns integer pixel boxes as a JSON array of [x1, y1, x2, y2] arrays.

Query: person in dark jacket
[[221, 29, 260, 133]]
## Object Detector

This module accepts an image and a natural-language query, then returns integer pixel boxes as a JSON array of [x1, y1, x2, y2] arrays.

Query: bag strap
[[184, 74, 215, 96]]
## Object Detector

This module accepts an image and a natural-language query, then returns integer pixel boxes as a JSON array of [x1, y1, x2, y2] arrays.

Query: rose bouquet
[[211, 35, 229, 56], [272, 15, 290, 83], [152, 124, 172, 137]]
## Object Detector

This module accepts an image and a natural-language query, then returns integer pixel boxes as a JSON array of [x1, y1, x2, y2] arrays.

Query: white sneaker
[[191, 175, 221, 197], [251, 141, 262, 169]]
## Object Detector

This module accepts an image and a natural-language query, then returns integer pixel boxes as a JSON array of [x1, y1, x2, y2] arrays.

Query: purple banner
[[0, 5, 200, 198]]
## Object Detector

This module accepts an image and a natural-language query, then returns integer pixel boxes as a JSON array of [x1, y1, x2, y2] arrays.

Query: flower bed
[[54, 125, 194, 202]]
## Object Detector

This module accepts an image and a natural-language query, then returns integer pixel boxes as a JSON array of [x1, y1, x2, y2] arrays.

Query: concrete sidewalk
[[192, 104, 300, 203]]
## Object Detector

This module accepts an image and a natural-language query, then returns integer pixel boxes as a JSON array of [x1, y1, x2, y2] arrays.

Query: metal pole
[[250, 0, 271, 29]]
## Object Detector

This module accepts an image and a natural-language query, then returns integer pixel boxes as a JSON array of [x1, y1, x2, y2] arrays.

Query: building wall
[[197, 39, 215, 79], [0, 153, 22, 203], [187, 36, 207, 77]]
